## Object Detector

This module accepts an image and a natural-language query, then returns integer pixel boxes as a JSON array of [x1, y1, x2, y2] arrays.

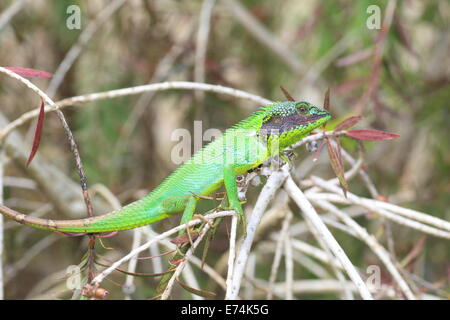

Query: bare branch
[[227, 165, 289, 299], [312, 199, 416, 299], [0, 81, 272, 141], [284, 175, 373, 300]]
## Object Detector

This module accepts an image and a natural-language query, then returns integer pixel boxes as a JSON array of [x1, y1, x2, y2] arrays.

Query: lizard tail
[[0, 198, 167, 233], [0, 204, 123, 233]]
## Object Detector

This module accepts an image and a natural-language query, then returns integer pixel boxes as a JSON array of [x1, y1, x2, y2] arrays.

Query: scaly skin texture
[[0, 101, 330, 233]]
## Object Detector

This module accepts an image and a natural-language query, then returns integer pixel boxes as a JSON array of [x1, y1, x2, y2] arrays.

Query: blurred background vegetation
[[0, 0, 448, 299]]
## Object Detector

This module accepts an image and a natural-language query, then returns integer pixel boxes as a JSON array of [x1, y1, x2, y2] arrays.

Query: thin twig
[[0, 0, 29, 31], [2, 176, 37, 190], [312, 199, 416, 299], [228, 165, 290, 299], [225, 214, 238, 299], [0, 81, 273, 140], [298, 34, 354, 89], [243, 254, 256, 299], [266, 211, 292, 299], [189, 255, 227, 291], [284, 175, 373, 300], [355, 0, 397, 114], [141, 227, 225, 294], [194, 0, 216, 103], [160, 222, 213, 300], [289, 206, 365, 237], [283, 220, 294, 300], [0, 148, 4, 300], [339, 146, 379, 197], [4, 234, 59, 284], [143, 226, 164, 275], [0, 68, 95, 218], [90, 184, 122, 210], [297, 192, 354, 300], [289, 239, 342, 269], [111, 18, 195, 166], [259, 279, 359, 296], [291, 251, 331, 279], [0, 66, 97, 281], [0, 110, 110, 217], [301, 156, 363, 190], [308, 177, 450, 238], [224, 0, 306, 74], [91, 211, 234, 285], [46, 0, 128, 97], [123, 228, 142, 299]]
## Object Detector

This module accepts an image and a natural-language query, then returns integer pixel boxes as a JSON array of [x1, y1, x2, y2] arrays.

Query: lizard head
[[260, 101, 331, 152]]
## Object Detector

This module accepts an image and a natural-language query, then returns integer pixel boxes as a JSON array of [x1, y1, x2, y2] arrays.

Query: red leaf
[[322, 88, 331, 130], [323, 88, 330, 111], [326, 138, 348, 197], [169, 258, 185, 266], [335, 48, 372, 67], [335, 116, 363, 131], [176, 277, 216, 298], [375, 195, 389, 202], [170, 232, 199, 244], [345, 129, 400, 141], [26, 100, 45, 166], [280, 86, 295, 101], [332, 77, 367, 95], [4, 67, 52, 79]]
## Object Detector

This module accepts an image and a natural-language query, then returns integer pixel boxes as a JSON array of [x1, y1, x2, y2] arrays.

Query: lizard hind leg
[[156, 195, 199, 295], [179, 196, 200, 234], [159, 194, 200, 235], [223, 165, 247, 235]]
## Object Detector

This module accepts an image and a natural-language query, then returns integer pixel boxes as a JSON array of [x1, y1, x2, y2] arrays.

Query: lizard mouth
[[292, 112, 329, 126], [261, 112, 330, 136]]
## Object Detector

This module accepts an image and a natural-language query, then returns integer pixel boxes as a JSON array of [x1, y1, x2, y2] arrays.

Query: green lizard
[[0, 101, 330, 233]]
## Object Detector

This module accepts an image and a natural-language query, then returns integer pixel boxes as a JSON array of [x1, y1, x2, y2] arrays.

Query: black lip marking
[[261, 113, 328, 136]]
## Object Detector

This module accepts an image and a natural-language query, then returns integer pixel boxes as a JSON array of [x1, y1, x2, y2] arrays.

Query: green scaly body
[[0, 101, 330, 233]]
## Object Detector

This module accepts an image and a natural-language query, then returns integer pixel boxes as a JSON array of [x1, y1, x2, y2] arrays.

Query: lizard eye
[[298, 106, 308, 114]]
